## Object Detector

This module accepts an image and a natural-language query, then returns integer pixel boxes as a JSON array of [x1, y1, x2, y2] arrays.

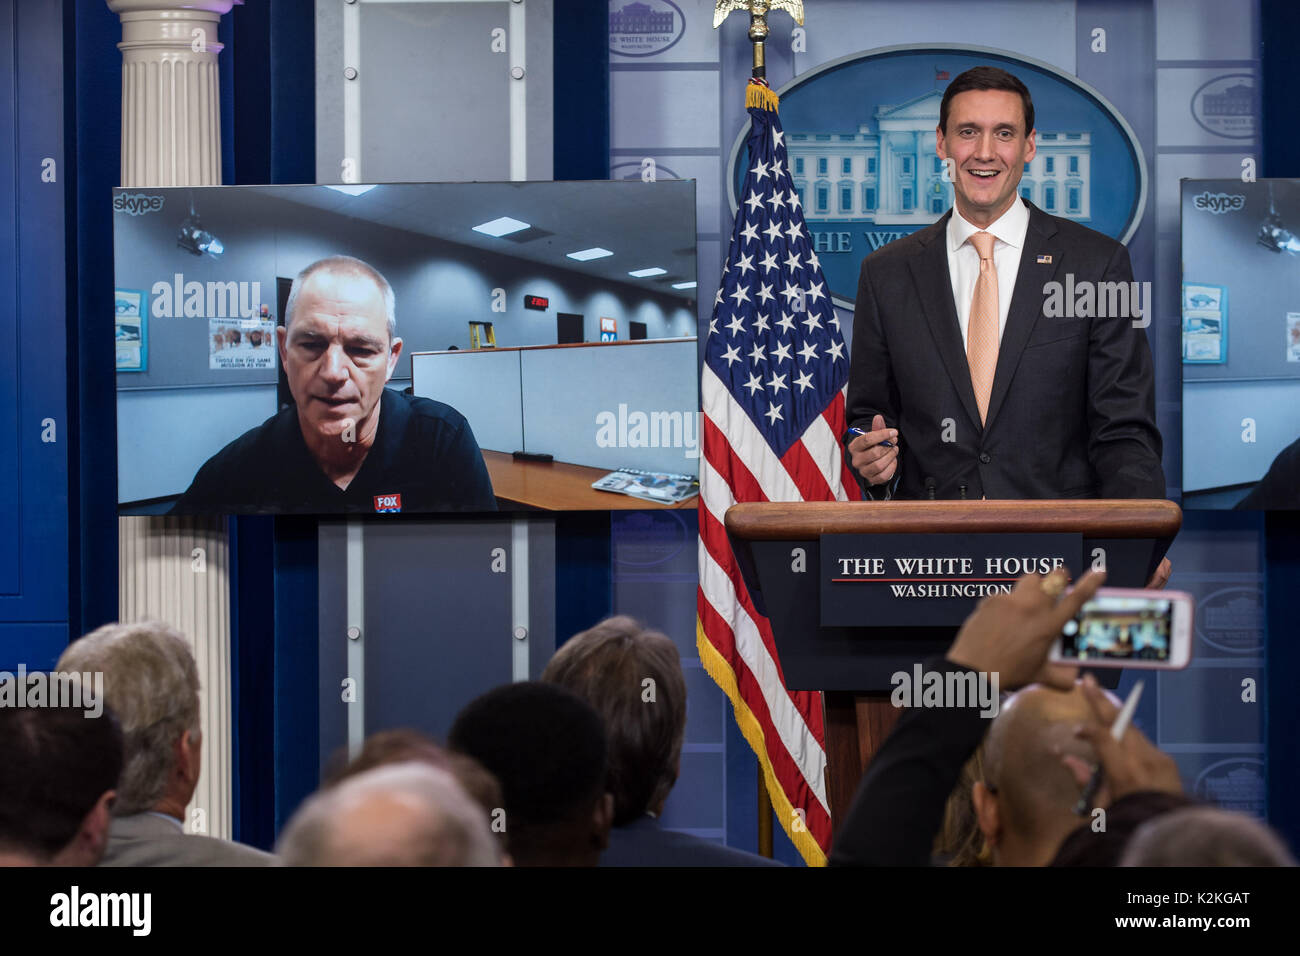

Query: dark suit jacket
[[600, 814, 784, 867], [829, 657, 989, 867], [846, 200, 1165, 500]]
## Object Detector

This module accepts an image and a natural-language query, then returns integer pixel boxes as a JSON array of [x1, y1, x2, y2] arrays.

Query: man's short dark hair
[[939, 66, 1035, 136], [0, 703, 123, 861], [542, 616, 686, 825], [448, 682, 607, 855]]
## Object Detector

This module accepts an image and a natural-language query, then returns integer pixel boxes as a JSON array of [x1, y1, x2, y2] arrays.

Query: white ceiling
[[257, 181, 699, 299]]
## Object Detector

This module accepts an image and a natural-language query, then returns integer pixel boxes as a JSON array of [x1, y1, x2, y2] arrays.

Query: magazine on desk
[[591, 468, 699, 504]]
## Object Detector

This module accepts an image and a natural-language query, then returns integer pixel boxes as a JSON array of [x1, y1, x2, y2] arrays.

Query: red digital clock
[[524, 295, 549, 311]]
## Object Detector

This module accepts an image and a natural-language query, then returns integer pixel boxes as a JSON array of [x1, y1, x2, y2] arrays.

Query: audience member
[[323, 727, 508, 860], [971, 683, 1109, 866], [0, 703, 122, 866], [278, 762, 500, 866], [449, 681, 613, 866], [543, 616, 781, 866], [830, 568, 1104, 865], [323, 727, 504, 818], [57, 622, 274, 866], [1050, 790, 1193, 866], [933, 746, 990, 866], [1121, 807, 1297, 867]]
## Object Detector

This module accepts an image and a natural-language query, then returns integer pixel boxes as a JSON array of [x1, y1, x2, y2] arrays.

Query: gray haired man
[[57, 622, 274, 866]]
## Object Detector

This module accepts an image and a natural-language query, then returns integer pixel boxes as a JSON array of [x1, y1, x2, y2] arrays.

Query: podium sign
[[820, 532, 1083, 627]]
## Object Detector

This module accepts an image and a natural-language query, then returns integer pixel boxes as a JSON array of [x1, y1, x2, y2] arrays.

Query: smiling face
[[936, 88, 1037, 228], [277, 270, 402, 446]]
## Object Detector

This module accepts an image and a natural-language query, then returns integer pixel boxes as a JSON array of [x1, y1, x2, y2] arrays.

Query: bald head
[[979, 684, 1108, 862], [278, 763, 500, 867], [1122, 807, 1297, 867]]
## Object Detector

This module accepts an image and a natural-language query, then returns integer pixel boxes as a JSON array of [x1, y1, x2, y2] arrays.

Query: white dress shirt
[[946, 197, 1030, 350]]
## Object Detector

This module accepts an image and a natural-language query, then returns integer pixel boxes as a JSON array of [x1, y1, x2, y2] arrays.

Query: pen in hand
[[848, 425, 893, 448], [1073, 679, 1144, 815]]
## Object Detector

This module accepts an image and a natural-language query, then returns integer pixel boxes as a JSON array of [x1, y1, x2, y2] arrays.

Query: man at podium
[[845, 67, 1164, 505]]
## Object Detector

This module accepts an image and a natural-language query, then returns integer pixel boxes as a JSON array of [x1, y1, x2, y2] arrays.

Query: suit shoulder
[[1042, 211, 1126, 257], [860, 221, 941, 268]]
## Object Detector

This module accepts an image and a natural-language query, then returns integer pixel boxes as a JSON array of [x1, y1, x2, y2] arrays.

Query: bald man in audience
[[58, 622, 274, 866], [277, 763, 500, 867], [970, 684, 1109, 866], [1121, 807, 1297, 867]]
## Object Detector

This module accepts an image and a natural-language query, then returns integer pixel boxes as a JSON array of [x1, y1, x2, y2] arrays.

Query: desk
[[483, 450, 697, 510]]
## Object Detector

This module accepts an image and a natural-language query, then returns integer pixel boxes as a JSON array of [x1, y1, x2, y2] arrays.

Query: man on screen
[[845, 67, 1165, 507], [172, 255, 496, 514]]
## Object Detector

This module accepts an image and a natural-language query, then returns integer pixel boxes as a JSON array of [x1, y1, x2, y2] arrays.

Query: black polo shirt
[[171, 389, 497, 515], [1236, 436, 1300, 510]]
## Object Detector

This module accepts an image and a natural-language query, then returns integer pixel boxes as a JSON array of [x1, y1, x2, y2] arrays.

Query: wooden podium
[[724, 499, 1182, 835]]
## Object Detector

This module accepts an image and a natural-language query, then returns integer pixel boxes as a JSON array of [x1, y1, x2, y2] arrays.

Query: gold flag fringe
[[746, 82, 780, 113]]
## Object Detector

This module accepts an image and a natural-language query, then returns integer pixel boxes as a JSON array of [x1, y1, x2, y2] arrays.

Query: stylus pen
[[1074, 679, 1144, 815], [847, 426, 893, 448]]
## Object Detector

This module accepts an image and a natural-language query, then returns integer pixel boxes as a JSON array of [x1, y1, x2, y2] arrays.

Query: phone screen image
[[1059, 595, 1173, 662]]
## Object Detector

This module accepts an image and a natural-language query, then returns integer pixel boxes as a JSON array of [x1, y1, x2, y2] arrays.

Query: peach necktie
[[967, 231, 999, 425]]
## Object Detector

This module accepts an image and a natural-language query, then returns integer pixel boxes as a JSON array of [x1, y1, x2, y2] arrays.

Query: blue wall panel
[[0, 0, 69, 670]]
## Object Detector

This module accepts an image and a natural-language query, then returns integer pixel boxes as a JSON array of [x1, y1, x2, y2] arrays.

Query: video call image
[[1181, 179, 1300, 511], [1059, 596, 1172, 661], [113, 181, 699, 516]]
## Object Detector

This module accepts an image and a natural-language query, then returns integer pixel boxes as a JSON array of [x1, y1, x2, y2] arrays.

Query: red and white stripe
[[696, 365, 860, 859]]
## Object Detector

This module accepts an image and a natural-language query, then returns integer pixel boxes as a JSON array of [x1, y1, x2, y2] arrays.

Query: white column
[[107, 0, 240, 841], [108, 0, 235, 187]]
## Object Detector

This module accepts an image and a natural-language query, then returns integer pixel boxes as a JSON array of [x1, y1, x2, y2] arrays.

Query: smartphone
[[1050, 587, 1193, 669]]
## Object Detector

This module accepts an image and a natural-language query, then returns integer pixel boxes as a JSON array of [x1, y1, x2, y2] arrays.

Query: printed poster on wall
[[115, 288, 147, 371], [209, 317, 277, 370], [1182, 283, 1227, 364], [1287, 312, 1300, 362]]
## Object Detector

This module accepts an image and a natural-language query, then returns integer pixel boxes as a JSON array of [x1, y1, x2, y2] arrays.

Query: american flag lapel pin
[[1037, 254, 1053, 264]]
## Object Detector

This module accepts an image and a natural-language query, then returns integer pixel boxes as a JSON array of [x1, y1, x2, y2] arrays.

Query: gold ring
[[1040, 573, 1067, 598]]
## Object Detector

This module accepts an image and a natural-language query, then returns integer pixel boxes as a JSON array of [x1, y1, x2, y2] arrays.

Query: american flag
[[696, 81, 861, 867]]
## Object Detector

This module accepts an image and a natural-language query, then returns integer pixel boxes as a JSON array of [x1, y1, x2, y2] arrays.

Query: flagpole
[[714, 0, 808, 863]]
